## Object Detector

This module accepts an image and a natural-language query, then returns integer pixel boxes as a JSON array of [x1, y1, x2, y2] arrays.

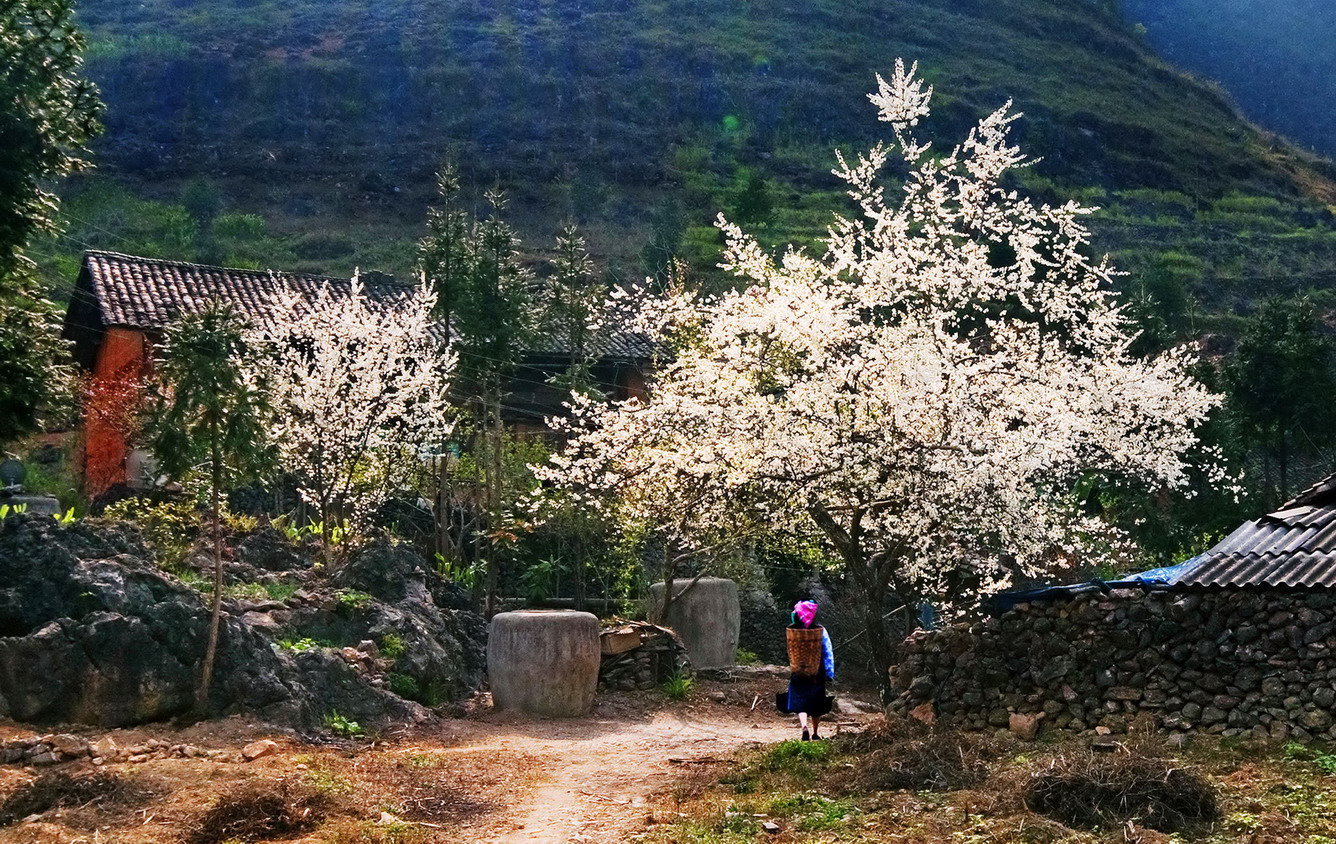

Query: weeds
[[830, 724, 999, 792], [378, 633, 407, 660], [662, 671, 694, 701], [325, 710, 365, 738]]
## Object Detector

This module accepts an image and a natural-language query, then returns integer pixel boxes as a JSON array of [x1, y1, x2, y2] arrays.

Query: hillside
[[1120, 0, 1336, 160], [33, 0, 1336, 319]]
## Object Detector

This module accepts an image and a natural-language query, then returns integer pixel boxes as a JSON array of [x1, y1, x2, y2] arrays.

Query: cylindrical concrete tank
[[648, 577, 740, 669], [487, 610, 600, 717]]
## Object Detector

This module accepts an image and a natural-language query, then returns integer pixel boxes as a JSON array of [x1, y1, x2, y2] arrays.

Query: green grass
[[661, 672, 695, 701]]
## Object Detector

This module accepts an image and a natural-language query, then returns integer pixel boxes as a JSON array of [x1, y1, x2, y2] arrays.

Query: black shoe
[[801, 728, 811, 741], [812, 733, 823, 741]]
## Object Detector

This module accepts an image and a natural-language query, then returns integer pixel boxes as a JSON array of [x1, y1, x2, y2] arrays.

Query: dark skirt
[[778, 675, 832, 716]]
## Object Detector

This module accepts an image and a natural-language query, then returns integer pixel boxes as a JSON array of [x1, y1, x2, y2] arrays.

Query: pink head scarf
[[793, 600, 819, 628]]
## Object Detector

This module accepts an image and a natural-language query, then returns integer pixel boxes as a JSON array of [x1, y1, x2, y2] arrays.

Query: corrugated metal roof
[[1160, 474, 1336, 588], [69, 250, 655, 361]]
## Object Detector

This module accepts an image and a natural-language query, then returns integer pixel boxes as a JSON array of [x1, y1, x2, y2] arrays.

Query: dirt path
[[449, 688, 878, 844], [466, 707, 788, 843]]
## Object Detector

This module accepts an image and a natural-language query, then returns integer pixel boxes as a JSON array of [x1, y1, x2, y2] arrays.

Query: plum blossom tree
[[540, 61, 1222, 692], [247, 277, 453, 548]]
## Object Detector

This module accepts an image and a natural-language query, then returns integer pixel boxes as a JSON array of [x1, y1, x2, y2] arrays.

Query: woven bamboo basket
[[787, 626, 825, 677]]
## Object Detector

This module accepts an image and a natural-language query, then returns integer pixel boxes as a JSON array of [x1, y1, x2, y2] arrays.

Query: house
[[62, 250, 654, 494]]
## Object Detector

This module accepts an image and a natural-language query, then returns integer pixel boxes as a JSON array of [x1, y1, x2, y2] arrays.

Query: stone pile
[[0, 734, 235, 766], [889, 588, 1336, 742], [598, 622, 690, 691]]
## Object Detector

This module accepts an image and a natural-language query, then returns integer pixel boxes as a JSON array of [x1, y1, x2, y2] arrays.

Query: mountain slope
[[1120, 0, 1336, 160], [39, 0, 1336, 310]]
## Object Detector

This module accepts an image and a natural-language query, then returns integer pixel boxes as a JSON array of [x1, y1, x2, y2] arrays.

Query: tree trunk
[[198, 435, 224, 713], [484, 387, 504, 616]]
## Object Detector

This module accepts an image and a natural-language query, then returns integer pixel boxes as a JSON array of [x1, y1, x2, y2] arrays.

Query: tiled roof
[[74, 251, 656, 360], [1166, 471, 1336, 588], [79, 250, 412, 331]]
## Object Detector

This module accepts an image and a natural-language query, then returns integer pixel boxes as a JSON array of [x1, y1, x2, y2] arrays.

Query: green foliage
[[759, 739, 833, 770], [334, 589, 372, 612], [735, 648, 761, 666], [323, 710, 364, 739], [102, 497, 200, 571], [0, 0, 103, 279], [0, 503, 29, 520], [1283, 742, 1336, 775], [386, 673, 419, 700], [518, 556, 564, 604], [1222, 296, 1336, 505], [434, 553, 482, 590], [147, 303, 270, 491], [661, 672, 694, 701], [278, 637, 329, 654], [377, 633, 406, 660]]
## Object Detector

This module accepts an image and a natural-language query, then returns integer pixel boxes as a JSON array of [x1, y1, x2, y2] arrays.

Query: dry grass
[[187, 777, 332, 843], [831, 722, 1005, 792], [1025, 748, 1219, 832], [0, 771, 151, 827]]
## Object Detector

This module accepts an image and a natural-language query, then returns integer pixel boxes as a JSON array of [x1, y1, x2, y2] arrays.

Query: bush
[[1025, 748, 1219, 832], [101, 497, 200, 571], [189, 778, 330, 844]]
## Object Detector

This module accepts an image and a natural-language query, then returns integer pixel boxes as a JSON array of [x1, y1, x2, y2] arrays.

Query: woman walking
[[784, 600, 834, 740]]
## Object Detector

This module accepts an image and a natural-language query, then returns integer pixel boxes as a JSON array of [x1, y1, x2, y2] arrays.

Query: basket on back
[[787, 626, 825, 678]]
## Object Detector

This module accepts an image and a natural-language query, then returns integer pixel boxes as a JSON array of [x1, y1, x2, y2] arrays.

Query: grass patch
[[661, 671, 694, 701]]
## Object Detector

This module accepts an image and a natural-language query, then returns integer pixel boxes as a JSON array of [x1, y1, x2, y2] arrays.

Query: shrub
[[735, 648, 761, 665], [1025, 749, 1219, 832], [325, 710, 365, 738], [189, 778, 330, 844], [102, 497, 200, 571], [378, 633, 406, 660]]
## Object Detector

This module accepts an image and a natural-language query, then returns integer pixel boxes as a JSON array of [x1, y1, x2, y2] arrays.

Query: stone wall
[[888, 588, 1336, 742]]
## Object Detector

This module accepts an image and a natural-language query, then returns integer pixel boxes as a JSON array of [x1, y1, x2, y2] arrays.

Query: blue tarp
[[986, 558, 1202, 616]]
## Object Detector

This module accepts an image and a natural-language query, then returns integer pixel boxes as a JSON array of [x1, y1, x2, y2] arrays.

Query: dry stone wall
[[888, 588, 1336, 742]]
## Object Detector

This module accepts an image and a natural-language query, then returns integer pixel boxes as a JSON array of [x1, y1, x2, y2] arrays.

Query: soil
[[0, 670, 880, 843]]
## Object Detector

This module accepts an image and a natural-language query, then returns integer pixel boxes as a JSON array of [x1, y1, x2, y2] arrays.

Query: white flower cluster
[[540, 64, 1221, 603], [247, 275, 454, 530]]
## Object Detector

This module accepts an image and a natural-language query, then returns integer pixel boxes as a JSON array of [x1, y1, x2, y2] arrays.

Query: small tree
[[248, 277, 453, 548], [542, 62, 1221, 696], [544, 224, 606, 401], [451, 191, 533, 613], [148, 303, 269, 710]]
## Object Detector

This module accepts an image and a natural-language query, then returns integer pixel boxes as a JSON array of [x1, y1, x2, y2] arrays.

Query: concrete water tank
[[487, 610, 600, 717], [648, 577, 740, 669]]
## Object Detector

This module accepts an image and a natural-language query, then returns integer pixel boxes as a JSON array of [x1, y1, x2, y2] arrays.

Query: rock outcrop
[[0, 514, 485, 731]]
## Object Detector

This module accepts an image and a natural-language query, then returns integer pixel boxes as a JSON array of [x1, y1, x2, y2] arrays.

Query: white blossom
[[540, 64, 1221, 619], [247, 275, 454, 534]]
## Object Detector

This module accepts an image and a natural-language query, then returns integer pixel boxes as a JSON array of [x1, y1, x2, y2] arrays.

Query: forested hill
[[1119, 0, 1336, 160], [41, 0, 1336, 318]]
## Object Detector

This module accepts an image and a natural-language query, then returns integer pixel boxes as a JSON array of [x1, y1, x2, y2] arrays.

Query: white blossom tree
[[248, 276, 453, 548], [540, 61, 1222, 690]]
